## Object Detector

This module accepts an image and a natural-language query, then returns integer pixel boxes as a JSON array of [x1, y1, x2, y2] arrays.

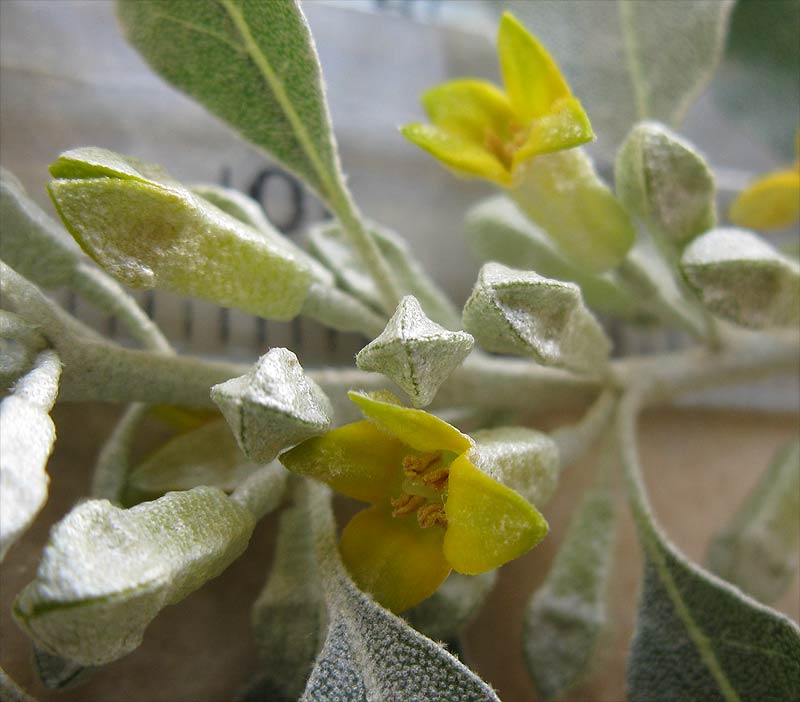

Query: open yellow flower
[[401, 12, 593, 187], [730, 133, 800, 231], [280, 391, 548, 612]]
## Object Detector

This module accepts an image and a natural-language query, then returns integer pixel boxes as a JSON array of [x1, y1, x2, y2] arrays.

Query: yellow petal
[[422, 79, 515, 145], [339, 506, 452, 613], [513, 96, 594, 168], [729, 168, 800, 231], [400, 123, 513, 186], [443, 455, 548, 574], [498, 12, 571, 122], [279, 421, 405, 504], [348, 391, 472, 455]]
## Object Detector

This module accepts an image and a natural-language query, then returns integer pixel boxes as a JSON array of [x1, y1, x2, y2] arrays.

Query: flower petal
[[422, 79, 515, 145], [444, 454, 548, 574], [498, 12, 571, 122], [348, 391, 472, 454], [513, 96, 594, 169], [400, 123, 512, 186], [279, 420, 405, 504], [729, 168, 800, 231], [339, 506, 452, 613]]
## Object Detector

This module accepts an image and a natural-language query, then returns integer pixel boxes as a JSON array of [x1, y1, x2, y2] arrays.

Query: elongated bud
[[14, 487, 255, 665], [616, 122, 716, 249], [48, 148, 311, 320]]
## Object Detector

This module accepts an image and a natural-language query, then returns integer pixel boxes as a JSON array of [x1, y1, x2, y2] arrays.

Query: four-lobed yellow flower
[[280, 390, 548, 613], [401, 12, 593, 187]]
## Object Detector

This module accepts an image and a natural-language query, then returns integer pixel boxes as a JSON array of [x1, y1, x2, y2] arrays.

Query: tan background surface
[[1, 404, 798, 702]]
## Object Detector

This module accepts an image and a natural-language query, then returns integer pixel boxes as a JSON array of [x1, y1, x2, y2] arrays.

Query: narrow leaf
[[2, 167, 170, 352], [616, 121, 716, 249], [300, 481, 501, 702], [0, 350, 61, 559], [14, 486, 255, 665], [127, 418, 260, 501], [406, 570, 497, 643], [706, 437, 800, 604], [620, 395, 800, 702], [0, 310, 48, 390], [117, 0, 341, 202], [681, 228, 800, 328], [523, 487, 616, 699], [307, 221, 462, 330], [0, 668, 36, 702], [48, 147, 312, 321], [464, 195, 640, 318], [248, 504, 327, 701], [0, 167, 83, 288]]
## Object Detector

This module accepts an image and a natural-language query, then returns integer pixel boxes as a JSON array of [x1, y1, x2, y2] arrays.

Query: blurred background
[[1, 1, 797, 372], [1, 3, 798, 701]]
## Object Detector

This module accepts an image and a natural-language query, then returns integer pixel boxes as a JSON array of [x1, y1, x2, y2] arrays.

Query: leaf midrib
[[218, 0, 337, 200]]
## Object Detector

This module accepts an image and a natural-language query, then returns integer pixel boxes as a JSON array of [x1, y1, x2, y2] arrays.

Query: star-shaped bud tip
[[356, 295, 474, 407], [211, 348, 332, 463]]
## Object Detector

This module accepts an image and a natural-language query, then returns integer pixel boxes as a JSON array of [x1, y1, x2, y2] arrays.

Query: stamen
[[421, 466, 450, 492], [402, 453, 438, 477], [417, 504, 447, 529], [390, 493, 426, 518]]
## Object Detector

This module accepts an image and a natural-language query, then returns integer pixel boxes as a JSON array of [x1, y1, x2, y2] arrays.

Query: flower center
[[390, 452, 450, 529]]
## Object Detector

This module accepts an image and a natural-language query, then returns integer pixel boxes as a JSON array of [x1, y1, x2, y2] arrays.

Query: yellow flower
[[729, 133, 800, 231], [280, 391, 548, 613], [401, 12, 593, 187]]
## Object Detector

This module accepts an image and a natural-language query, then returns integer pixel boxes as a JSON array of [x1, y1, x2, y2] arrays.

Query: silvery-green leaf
[[510, 149, 636, 273], [249, 504, 326, 701], [463, 263, 611, 374], [48, 147, 312, 321], [499, 0, 734, 157], [300, 481, 501, 702], [91, 403, 150, 504], [681, 228, 800, 328], [14, 486, 255, 665], [465, 196, 640, 319], [0, 310, 48, 389], [616, 122, 716, 249], [469, 426, 560, 507], [116, 0, 341, 203], [523, 487, 616, 699], [127, 419, 260, 500], [191, 183, 335, 287], [2, 168, 169, 352], [405, 570, 497, 643], [0, 350, 61, 560], [356, 296, 473, 408], [0, 668, 35, 702], [211, 348, 332, 463], [620, 396, 800, 702], [188, 186, 384, 335], [307, 221, 461, 330], [706, 438, 800, 605], [1, 166, 83, 288]]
